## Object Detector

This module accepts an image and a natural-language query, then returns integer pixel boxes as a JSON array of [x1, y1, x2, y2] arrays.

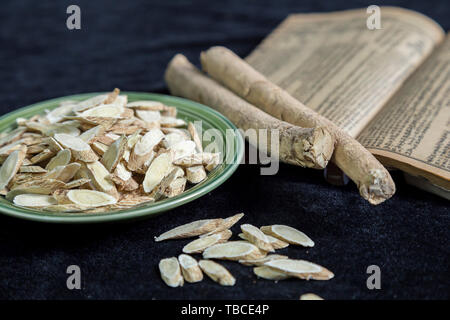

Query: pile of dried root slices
[[0, 88, 220, 213], [156, 213, 334, 288]]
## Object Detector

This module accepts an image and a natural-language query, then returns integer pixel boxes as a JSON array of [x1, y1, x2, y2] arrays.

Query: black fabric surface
[[0, 0, 449, 300]]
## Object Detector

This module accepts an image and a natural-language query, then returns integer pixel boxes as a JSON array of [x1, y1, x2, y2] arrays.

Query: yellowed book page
[[358, 35, 450, 190], [246, 7, 444, 137]]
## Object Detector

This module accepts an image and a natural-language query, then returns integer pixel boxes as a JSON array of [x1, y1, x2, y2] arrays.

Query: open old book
[[246, 7, 449, 199]]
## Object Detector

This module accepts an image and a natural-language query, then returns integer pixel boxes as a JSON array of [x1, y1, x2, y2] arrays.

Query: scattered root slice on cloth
[[241, 224, 275, 252], [202, 241, 266, 261], [54, 133, 98, 162], [238, 233, 289, 250], [199, 260, 235, 286], [178, 254, 203, 283], [182, 230, 232, 254], [253, 266, 291, 281], [45, 149, 71, 171], [260, 225, 314, 247], [155, 218, 223, 242], [0, 148, 27, 189], [66, 189, 117, 208], [185, 165, 206, 184], [101, 135, 126, 172], [13, 194, 58, 207], [239, 254, 288, 267], [127, 129, 164, 172], [188, 122, 202, 152], [200, 213, 244, 238], [300, 293, 324, 300], [142, 151, 174, 193], [264, 259, 334, 280], [159, 257, 184, 288]]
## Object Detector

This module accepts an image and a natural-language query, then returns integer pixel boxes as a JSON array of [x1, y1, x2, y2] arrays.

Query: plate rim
[[0, 92, 244, 223]]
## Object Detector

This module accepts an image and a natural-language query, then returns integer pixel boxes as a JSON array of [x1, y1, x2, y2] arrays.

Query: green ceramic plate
[[0, 92, 244, 223]]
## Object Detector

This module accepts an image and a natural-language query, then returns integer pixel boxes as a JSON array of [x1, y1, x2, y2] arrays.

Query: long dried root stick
[[200, 47, 395, 205], [165, 54, 334, 169]]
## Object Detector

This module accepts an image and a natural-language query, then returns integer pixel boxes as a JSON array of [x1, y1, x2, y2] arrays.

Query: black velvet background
[[0, 0, 448, 300]]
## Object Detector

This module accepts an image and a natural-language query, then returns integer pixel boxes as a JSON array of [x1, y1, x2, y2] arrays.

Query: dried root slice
[[155, 218, 223, 242], [116, 193, 154, 208], [45, 103, 75, 124], [199, 260, 235, 286], [173, 152, 220, 167], [264, 259, 334, 280], [178, 254, 203, 283], [54, 133, 98, 162], [79, 125, 105, 143], [160, 116, 186, 128], [260, 225, 314, 247], [85, 161, 118, 197], [188, 122, 202, 152], [162, 132, 187, 149], [153, 167, 184, 200], [91, 142, 109, 156], [30, 149, 54, 164], [79, 103, 124, 118], [200, 213, 244, 238], [164, 177, 187, 198], [45, 149, 71, 171], [101, 135, 126, 172], [103, 88, 120, 104], [143, 151, 173, 193], [239, 254, 288, 267], [300, 293, 324, 300], [203, 241, 266, 261], [0, 148, 27, 189], [168, 140, 196, 161], [73, 94, 108, 112], [126, 100, 165, 111], [65, 178, 91, 189], [0, 127, 26, 148], [182, 230, 232, 254], [253, 266, 290, 281], [159, 257, 184, 288], [42, 137, 63, 152], [128, 129, 164, 172], [67, 189, 117, 208], [135, 110, 161, 124], [241, 224, 275, 252], [238, 233, 289, 250], [13, 194, 58, 207], [162, 106, 177, 117], [111, 162, 139, 191], [6, 179, 65, 200], [44, 163, 81, 182], [19, 166, 47, 173], [186, 165, 206, 184]]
